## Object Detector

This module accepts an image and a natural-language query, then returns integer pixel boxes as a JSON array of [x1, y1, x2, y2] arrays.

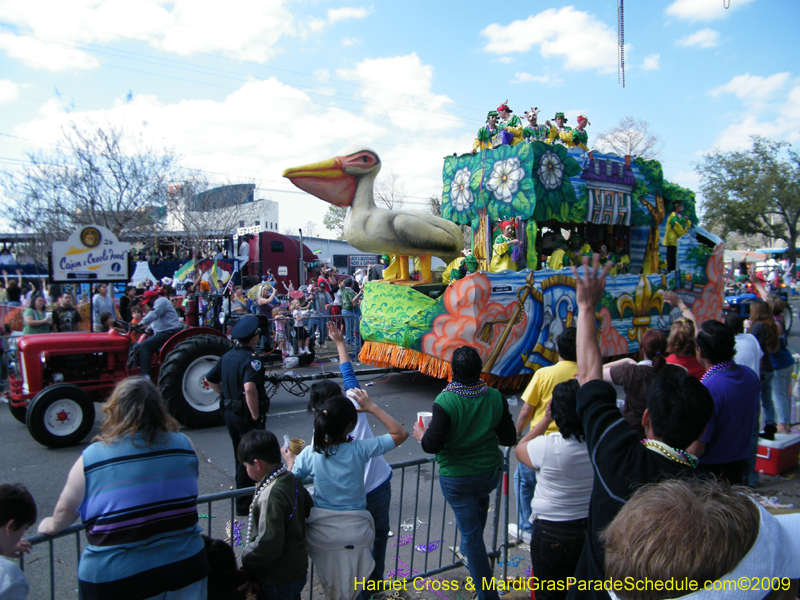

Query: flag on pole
[[173, 260, 194, 282], [223, 258, 238, 296], [210, 260, 219, 291]]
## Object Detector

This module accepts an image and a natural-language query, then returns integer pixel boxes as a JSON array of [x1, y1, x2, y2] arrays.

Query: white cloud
[[642, 54, 660, 71], [327, 6, 371, 23], [0, 31, 99, 70], [666, 0, 755, 21], [710, 72, 791, 104], [0, 80, 19, 103], [11, 66, 470, 235], [336, 53, 460, 132], [342, 37, 362, 47], [497, 57, 515, 64], [480, 7, 620, 73], [0, 0, 300, 69], [676, 28, 720, 48], [511, 72, 563, 86]]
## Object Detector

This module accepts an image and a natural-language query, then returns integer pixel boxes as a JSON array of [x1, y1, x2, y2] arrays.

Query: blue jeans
[[772, 365, 793, 425], [439, 469, 501, 600], [513, 463, 537, 534], [342, 309, 355, 345], [308, 314, 328, 343], [359, 477, 392, 600], [530, 519, 587, 600], [260, 572, 307, 600], [745, 415, 760, 487], [760, 371, 776, 427]]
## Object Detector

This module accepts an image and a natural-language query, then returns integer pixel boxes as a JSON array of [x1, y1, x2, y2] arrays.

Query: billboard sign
[[52, 225, 131, 283], [349, 254, 379, 268]]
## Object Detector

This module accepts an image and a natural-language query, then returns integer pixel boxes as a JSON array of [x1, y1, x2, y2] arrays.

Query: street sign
[[51, 225, 131, 283]]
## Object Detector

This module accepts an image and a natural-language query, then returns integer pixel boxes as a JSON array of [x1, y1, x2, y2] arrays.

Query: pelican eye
[[362, 156, 369, 163]]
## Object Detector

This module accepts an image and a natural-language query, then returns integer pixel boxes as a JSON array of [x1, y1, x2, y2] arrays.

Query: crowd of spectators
[[2, 255, 799, 600]]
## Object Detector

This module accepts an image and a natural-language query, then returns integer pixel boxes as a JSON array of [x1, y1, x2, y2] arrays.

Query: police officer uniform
[[204, 316, 269, 515]]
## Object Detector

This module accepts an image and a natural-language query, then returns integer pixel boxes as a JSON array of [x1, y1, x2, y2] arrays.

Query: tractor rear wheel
[[26, 385, 96, 448], [158, 335, 232, 428]]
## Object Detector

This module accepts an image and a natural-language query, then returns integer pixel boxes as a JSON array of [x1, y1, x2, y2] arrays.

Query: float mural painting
[[284, 139, 723, 389]]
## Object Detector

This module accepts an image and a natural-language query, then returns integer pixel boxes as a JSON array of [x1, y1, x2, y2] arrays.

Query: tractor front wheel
[[26, 385, 96, 449], [158, 335, 232, 428], [8, 400, 28, 424]]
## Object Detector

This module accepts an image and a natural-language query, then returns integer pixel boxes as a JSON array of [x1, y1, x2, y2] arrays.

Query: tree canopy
[[698, 136, 800, 263]]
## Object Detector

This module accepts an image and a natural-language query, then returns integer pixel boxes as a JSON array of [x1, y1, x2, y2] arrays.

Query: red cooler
[[756, 433, 800, 476]]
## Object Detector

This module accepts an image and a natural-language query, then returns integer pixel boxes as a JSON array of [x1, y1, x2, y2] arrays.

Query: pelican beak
[[282, 157, 356, 207]]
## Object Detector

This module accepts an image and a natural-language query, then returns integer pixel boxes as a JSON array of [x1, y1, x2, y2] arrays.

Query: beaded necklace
[[443, 381, 489, 398], [640, 439, 698, 468], [700, 360, 736, 383], [246, 465, 287, 542]]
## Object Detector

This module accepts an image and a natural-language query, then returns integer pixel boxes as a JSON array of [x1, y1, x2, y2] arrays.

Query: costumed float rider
[[564, 114, 590, 151], [662, 200, 691, 272], [547, 237, 573, 270], [523, 107, 548, 143], [613, 239, 631, 274], [381, 253, 403, 281], [472, 111, 501, 154], [489, 221, 521, 273], [497, 101, 524, 146], [544, 112, 571, 146], [449, 254, 480, 284], [569, 232, 592, 262]]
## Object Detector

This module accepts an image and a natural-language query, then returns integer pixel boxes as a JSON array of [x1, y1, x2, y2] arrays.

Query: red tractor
[[6, 326, 232, 448]]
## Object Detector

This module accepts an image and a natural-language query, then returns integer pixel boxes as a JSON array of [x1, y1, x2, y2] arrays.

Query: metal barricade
[[20, 449, 515, 599]]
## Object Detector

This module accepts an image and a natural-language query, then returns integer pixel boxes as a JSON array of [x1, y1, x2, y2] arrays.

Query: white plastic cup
[[417, 411, 433, 428]]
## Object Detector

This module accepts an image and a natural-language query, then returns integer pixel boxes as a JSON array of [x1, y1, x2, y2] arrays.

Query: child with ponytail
[[282, 324, 408, 600]]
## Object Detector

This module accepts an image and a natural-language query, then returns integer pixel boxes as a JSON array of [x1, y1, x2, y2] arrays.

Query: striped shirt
[[78, 432, 209, 600]]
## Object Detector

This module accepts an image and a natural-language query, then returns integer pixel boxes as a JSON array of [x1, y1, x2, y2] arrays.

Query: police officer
[[204, 315, 269, 515]]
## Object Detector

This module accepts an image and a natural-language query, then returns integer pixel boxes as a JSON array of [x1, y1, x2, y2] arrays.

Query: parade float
[[284, 122, 724, 389]]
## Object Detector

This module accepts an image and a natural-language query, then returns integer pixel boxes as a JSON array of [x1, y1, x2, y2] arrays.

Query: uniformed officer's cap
[[230, 315, 260, 340]]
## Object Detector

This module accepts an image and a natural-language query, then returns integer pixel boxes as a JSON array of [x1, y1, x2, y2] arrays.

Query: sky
[[1, 0, 799, 238]]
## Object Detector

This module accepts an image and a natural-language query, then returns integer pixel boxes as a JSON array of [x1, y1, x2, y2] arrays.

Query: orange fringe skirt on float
[[359, 341, 532, 391]]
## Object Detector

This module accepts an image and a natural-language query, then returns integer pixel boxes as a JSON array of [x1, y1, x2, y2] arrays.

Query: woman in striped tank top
[[38, 377, 209, 600]]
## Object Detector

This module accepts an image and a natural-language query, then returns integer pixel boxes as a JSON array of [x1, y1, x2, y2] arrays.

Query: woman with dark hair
[[413, 347, 516, 600], [690, 321, 761, 484], [602, 329, 668, 437], [766, 294, 794, 434], [2, 269, 23, 306], [514, 379, 591, 600], [747, 299, 780, 438], [38, 377, 209, 599]]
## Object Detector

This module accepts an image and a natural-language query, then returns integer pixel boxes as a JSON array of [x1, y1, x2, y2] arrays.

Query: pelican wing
[[392, 213, 462, 256]]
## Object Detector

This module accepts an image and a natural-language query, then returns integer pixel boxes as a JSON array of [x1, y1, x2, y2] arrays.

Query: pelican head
[[282, 146, 381, 207]]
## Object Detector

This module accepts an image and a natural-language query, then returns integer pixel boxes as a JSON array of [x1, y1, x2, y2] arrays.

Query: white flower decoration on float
[[486, 157, 524, 203], [451, 168, 473, 211], [538, 151, 564, 190]]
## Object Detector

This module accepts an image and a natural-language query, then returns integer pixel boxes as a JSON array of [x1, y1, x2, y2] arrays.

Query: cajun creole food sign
[[52, 225, 131, 282]]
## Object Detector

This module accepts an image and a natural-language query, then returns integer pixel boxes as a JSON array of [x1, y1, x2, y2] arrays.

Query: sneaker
[[508, 523, 532, 544]]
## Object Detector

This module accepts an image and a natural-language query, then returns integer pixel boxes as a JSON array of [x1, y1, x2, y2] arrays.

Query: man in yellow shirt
[[511, 327, 578, 543]]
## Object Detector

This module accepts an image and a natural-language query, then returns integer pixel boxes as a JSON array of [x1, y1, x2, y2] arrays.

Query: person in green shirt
[[22, 295, 51, 335], [413, 346, 516, 600], [340, 277, 362, 348]]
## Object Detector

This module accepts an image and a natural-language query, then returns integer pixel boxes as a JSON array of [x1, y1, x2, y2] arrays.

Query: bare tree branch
[[595, 116, 663, 159]]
